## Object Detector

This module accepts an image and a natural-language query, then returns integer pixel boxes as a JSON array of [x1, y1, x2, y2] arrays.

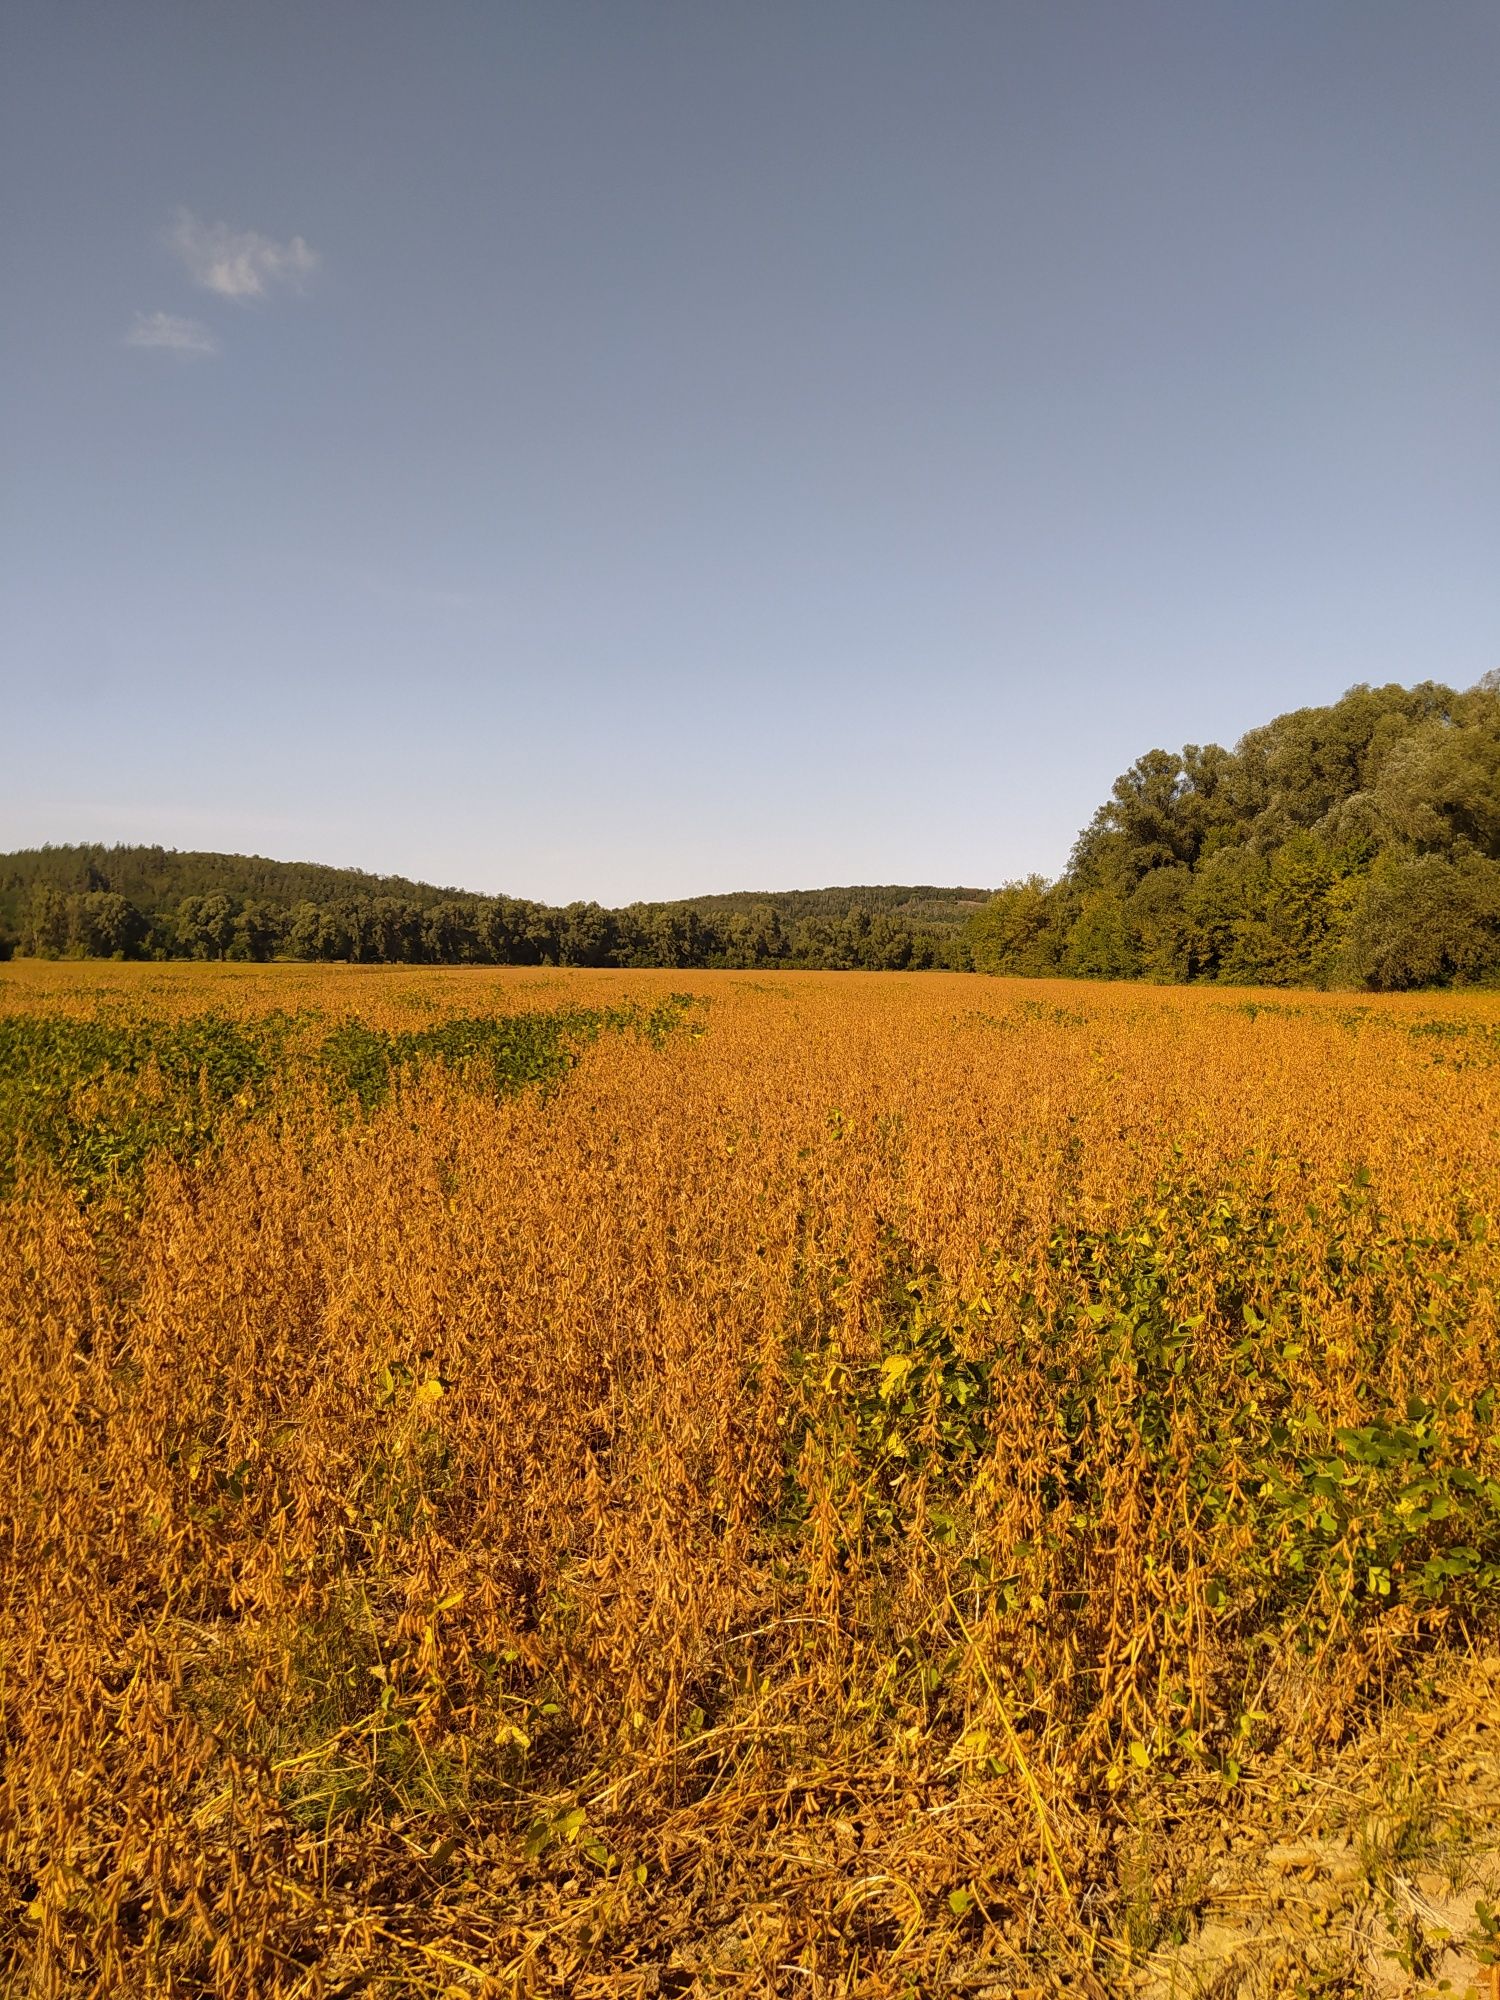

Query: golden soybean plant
[[1, 963, 1497, 1995]]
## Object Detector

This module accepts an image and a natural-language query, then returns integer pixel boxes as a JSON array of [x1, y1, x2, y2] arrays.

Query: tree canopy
[[967, 675, 1500, 989]]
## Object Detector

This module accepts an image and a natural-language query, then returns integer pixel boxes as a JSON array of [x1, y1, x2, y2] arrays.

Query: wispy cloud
[[168, 208, 319, 300], [126, 310, 218, 356]]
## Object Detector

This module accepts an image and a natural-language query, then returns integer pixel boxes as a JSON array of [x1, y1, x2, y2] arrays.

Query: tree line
[[7, 676, 1498, 986], [965, 675, 1500, 989], [2, 877, 969, 971]]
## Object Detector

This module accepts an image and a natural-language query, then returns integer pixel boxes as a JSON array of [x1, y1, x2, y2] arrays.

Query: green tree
[[285, 902, 326, 960], [1346, 854, 1500, 990], [558, 903, 614, 968], [420, 900, 480, 963], [1183, 848, 1266, 981], [23, 885, 72, 956], [68, 891, 146, 959], [175, 894, 237, 960], [1064, 891, 1138, 979], [723, 904, 784, 968], [1127, 867, 1195, 982], [1070, 749, 1200, 896], [965, 877, 1062, 976], [1257, 836, 1340, 985], [230, 901, 282, 962]]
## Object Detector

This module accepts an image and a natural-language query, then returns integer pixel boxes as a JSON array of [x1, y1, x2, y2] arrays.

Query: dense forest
[[5, 678, 1497, 985], [968, 675, 1500, 988], [0, 849, 983, 971]]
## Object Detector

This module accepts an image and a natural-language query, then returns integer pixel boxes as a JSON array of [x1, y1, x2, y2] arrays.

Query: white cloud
[[126, 310, 218, 356], [168, 207, 319, 300]]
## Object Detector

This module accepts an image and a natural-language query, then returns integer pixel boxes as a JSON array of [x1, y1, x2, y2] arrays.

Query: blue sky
[[3, 3, 1497, 902]]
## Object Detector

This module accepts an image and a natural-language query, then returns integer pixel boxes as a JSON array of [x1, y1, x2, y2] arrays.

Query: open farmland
[[3, 962, 1499, 1996]]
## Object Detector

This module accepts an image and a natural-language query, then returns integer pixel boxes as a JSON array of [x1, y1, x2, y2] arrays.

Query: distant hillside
[[0, 845, 983, 971], [660, 884, 990, 930], [0, 844, 462, 927]]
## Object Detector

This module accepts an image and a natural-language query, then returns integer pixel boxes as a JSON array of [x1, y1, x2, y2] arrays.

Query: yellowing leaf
[[879, 1353, 917, 1402]]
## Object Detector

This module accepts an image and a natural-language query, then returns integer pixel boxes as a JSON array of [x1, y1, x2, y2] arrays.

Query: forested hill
[[0, 847, 983, 970], [659, 885, 989, 929], [966, 675, 1500, 989], [0, 846, 461, 919]]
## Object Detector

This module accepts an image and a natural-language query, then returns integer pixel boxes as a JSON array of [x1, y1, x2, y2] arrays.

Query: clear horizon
[[4, 3, 1497, 904]]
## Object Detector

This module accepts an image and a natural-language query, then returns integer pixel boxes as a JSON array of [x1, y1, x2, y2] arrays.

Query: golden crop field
[[3, 960, 1499, 1997]]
